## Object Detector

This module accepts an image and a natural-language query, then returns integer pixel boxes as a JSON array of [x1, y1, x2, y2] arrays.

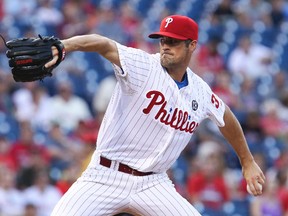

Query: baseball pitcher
[[5, 15, 265, 216]]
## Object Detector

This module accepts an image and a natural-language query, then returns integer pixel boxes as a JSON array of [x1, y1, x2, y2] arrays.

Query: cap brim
[[148, 32, 188, 40]]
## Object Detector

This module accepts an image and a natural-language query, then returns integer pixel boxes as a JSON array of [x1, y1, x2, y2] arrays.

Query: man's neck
[[167, 69, 187, 82]]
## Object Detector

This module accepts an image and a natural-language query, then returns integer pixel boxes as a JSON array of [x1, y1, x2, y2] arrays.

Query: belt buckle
[[131, 169, 135, 175], [131, 169, 137, 176]]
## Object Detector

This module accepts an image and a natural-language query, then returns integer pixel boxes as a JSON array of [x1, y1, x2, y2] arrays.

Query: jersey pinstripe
[[52, 42, 224, 216], [51, 158, 202, 216], [95, 43, 226, 173]]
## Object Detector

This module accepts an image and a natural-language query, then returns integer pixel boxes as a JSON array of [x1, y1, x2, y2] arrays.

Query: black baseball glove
[[5, 35, 65, 82]]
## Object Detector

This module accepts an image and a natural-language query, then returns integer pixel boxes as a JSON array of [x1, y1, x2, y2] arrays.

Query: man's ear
[[190, 40, 197, 52]]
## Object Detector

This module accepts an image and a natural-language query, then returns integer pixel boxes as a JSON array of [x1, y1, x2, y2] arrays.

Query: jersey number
[[211, 94, 220, 109]]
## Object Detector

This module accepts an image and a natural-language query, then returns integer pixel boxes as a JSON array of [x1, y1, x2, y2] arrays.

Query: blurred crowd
[[0, 0, 288, 215]]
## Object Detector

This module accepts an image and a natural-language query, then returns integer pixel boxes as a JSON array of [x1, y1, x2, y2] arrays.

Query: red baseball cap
[[149, 15, 198, 41]]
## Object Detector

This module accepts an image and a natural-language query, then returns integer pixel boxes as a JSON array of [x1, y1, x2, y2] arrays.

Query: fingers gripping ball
[[247, 182, 263, 195], [5, 35, 65, 82]]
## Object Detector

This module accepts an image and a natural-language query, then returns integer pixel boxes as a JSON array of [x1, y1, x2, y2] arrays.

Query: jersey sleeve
[[112, 43, 151, 94], [204, 82, 226, 127]]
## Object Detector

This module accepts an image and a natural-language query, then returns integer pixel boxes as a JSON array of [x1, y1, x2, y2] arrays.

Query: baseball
[[247, 182, 263, 195]]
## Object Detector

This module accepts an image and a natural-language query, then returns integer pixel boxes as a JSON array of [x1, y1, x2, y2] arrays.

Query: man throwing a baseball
[[42, 15, 264, 215]]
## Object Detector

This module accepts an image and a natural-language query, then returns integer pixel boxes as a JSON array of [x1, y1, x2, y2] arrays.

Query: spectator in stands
[[45, 123, 84, 172], [9, 121, 51, 189], [55, 163, 81, 195], [49, 80, 92, 133], [12, 81, 54, 130], [23, 169, 62, 216], [276, 168, 288, 215], [118, 2, 155, 52], [227, 34, 274, 81], [34, 0, 63, 35], [234, 0, 271, 23], [241, 111, 266, 153], [237, 78, 261, 113], [268, 71, 288, 100], [9, 121, 51, 171], [270, 0, 286, 27], [12, 82, 38, 121], [277, 89, 288, 122], [126, 26, 157, 53], [213, 0, 236, 22], [24, 203, 38, 216], [14, 84, 53, 131], [0, 74, 13, 114], [0, 166, 25, 215], [60, 0, 90, 38], [0, 32, 11, 76], [187, 141, 229, 213], [250, 174, 283, 216], [95, 7, 128, 44], [0, 136, 15, 171], [212, 72, 239, 109], [119, 2, 141, 38], [2, 0, 37, 31], [190, 36, 225, 83], [260, 98, 288, 137], [78, 133, 97, 173], [92, 75, 117, 123], [0, 1, 4, 21]]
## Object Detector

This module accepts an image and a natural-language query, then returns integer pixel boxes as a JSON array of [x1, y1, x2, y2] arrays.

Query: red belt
[[99, 156, 153, 176]]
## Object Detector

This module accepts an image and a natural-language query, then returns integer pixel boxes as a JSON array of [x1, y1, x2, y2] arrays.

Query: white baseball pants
[[51, 155, 201, 216]]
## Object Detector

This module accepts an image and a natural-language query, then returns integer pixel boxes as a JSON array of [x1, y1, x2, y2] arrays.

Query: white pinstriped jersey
[[95, 43, 226, 173]]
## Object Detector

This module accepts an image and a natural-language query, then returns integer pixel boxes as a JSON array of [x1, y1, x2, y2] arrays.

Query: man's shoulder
[[117, 43, 159, 59], [187, 68, 205, 83], [187, 68, 212, 92]]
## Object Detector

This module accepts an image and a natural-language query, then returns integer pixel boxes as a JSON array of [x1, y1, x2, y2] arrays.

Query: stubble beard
[[160, 55, 177, 69], [160, 48, 189, 70]]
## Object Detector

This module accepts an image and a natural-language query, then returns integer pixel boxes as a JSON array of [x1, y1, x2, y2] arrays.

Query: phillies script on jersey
[[143, 90, 199, 133]]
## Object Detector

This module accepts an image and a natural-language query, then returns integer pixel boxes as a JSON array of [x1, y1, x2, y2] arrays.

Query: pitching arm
[[45, 34, 120, 68], [219, 105, 265, 196]]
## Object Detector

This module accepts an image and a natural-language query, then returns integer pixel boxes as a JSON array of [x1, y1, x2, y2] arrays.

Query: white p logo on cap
[[165, 17, 173, 28]]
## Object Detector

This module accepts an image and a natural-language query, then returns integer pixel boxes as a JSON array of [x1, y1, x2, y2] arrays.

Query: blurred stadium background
[[0, 0, 288, 215]]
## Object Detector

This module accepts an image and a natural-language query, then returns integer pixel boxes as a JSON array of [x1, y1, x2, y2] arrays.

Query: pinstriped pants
[[51, 156, 201, 216]]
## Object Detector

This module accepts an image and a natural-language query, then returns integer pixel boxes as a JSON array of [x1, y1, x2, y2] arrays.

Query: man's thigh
[[51, 169, 132, 216], [130, 177, 201, 216]]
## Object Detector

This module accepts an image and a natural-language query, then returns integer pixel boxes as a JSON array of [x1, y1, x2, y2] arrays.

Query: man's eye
[[160, 38, 181, 46]]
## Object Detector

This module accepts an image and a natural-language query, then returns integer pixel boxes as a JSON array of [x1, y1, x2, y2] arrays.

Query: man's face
[[159, 37, 194, 69]]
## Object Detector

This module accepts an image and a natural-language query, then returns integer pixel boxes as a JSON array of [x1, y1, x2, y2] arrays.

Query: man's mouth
[[161, 52, 173, 56]]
